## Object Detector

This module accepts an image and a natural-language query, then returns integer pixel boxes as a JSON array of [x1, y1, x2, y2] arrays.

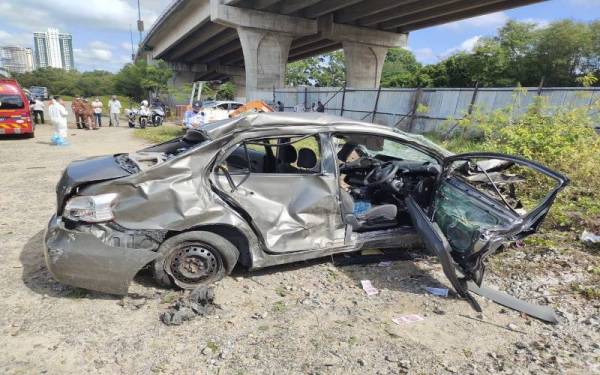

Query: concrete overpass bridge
[[139, 0, 545, 101]]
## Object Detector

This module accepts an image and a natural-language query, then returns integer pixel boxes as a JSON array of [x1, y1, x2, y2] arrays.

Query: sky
[[0, 0, 598, 72]]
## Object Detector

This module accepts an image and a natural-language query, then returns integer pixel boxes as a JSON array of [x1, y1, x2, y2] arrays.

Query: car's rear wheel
[[153, 231, 239, 289]]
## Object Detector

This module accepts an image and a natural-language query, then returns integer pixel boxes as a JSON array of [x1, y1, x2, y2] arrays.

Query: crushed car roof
[[195, 112, 452, 157]]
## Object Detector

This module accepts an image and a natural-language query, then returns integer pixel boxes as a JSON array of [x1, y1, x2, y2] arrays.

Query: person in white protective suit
[[48, 96, 69, 142]]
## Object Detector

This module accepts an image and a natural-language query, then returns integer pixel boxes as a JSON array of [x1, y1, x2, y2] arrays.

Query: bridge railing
[[273, 86, 600, 133]]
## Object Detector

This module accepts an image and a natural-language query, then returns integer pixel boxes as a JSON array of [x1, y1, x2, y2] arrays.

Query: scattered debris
[[160, 286, 217, 326], [360, 280, 379, 296], [580, 230, 600, 246], [392, 314, 425, 325], [424, 287, 449, 297]]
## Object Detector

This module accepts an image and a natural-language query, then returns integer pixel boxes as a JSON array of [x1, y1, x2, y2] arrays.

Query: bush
[[439, 94, 600, 229]]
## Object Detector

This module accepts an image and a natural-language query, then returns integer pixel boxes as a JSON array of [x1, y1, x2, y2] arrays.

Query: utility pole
[[137, 0, 144, 45], [129, 26, 135, 61]]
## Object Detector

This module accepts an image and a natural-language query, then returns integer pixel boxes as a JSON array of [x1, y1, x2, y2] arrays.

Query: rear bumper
[[43, 215, 158, 295], [0, 122, 33, 134]]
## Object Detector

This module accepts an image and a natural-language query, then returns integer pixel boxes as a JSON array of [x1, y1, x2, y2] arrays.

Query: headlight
[[64, 193, 118, 222]]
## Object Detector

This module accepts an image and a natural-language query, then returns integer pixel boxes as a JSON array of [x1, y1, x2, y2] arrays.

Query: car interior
[[222, 132, 443, 234], [332, 133, 442, 232]]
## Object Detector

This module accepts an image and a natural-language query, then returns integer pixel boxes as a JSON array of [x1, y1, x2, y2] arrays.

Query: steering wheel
[[363, 161, 400, 186]]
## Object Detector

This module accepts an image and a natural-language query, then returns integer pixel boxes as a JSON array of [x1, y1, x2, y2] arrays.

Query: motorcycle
[[138, 106, 150, 129], [126, 108, 138, 128], [150, 105, 165, 127]]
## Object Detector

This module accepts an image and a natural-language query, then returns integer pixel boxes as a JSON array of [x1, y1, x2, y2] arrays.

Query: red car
[[0, 79, 34, 137]]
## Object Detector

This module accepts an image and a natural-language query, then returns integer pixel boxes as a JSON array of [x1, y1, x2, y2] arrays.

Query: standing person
[[82, 99, 96, 130], [32, 97, 45, 124], [276, 100, 284, 112], [48, 96, 68, 144], [316, 100, 325, 113], [71, 97, 85, 129], [92, 97, 103, 127], [109, 96, 122, 127], [183, 101, 206, 129]]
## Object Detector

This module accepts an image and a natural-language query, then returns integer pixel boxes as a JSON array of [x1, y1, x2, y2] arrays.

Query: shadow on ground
[[21, 230, 453, 300], [233, 248, 455, 298]]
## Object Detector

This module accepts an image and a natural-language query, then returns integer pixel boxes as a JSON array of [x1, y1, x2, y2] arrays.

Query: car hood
[[56, 155, 131, 213]]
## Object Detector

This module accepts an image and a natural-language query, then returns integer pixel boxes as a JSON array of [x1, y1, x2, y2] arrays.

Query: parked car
[[0, 79, 34, 137], [29, 86, 48, 100], [200, 100, 244, 123], [44, 113, 568, 320]]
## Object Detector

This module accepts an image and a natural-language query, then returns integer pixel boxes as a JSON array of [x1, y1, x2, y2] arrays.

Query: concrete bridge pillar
[[167, 63, 208, 99], [319, 16, 408, 89], [230, 74, 246, 103], [342, 42, 389, 89], [210, 0, 317, 100], [237, 27, 293, 101]]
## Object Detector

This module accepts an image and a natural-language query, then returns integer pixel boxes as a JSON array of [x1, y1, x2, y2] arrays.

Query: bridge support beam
[[211, 0, 317, 100], [319, 16, 408, 88]]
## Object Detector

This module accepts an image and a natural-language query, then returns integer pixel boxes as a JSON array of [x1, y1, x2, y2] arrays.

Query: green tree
[[113, 61, 146, 100], [141, 60, 173, 97], [381, 48, 426, 87], [286, 51, 345, 87], [216, 81, 235, 100]]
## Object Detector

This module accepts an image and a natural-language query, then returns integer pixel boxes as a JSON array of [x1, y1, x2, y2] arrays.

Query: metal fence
[[273, 86, 600, 133]]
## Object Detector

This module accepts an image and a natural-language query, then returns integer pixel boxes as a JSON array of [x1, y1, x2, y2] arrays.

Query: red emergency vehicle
[[0, 79, 34, 137]]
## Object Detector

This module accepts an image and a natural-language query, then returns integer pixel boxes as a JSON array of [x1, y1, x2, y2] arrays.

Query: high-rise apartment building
[[0, 46, 34, 74], [33, 28, 74, 70]]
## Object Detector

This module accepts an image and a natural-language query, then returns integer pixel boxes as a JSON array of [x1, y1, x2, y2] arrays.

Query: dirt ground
[[0, 123, 598, 375]]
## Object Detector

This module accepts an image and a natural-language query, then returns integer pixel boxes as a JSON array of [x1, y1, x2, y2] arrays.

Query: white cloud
[[441, 11, 509, 31], [442, 35, 482, 57], [0, 0, 161, 33], [0, 30, 31, 47], [518, 18, 550, 29], [413, 48, 435, 64]]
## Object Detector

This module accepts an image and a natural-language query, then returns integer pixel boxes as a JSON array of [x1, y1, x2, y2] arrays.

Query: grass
[[133, 124, 185, 144], [272, 301, 286, 313]]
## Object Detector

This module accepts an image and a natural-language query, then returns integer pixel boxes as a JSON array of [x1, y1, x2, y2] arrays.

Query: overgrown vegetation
[[436, 91, 600, 230]]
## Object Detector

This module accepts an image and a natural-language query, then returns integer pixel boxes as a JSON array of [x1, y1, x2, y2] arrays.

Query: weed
[[206, 341, 219, 352], [161, 291, 179, 304], [272, 301, 286, 313], [65, 288, 88, 299], [571, 283, 600, 300]]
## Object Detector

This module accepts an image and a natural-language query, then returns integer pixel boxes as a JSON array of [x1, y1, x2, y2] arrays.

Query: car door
[[213, 133, 346, 254], [406, 152, 568, 312]]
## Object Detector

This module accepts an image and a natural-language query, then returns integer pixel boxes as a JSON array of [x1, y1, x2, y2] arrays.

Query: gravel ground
[[0, 124, 598, 375]]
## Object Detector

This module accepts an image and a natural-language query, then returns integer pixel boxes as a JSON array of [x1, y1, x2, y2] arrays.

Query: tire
[[140, 119, 146, 129], [128, 121, 135, 128], [25, 132, 35, 139], [153, 231, 239, 289]]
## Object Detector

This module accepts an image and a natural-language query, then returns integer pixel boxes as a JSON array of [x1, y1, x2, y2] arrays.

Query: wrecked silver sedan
[[44, 113, 568, 320]]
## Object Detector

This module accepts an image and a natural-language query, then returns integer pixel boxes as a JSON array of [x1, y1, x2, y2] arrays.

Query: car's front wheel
[[153, 231, 239, 289]]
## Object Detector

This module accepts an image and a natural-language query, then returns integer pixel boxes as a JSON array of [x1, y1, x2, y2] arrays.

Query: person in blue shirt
[[183, 101, 206, 129]]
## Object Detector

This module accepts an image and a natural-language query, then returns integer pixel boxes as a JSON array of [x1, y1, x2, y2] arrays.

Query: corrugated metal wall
[[274, 87, 599, 133]]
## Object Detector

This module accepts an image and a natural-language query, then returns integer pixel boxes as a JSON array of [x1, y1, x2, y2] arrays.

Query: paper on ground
[[392, 314, 425, 325], [361, 280, 379, 296]]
